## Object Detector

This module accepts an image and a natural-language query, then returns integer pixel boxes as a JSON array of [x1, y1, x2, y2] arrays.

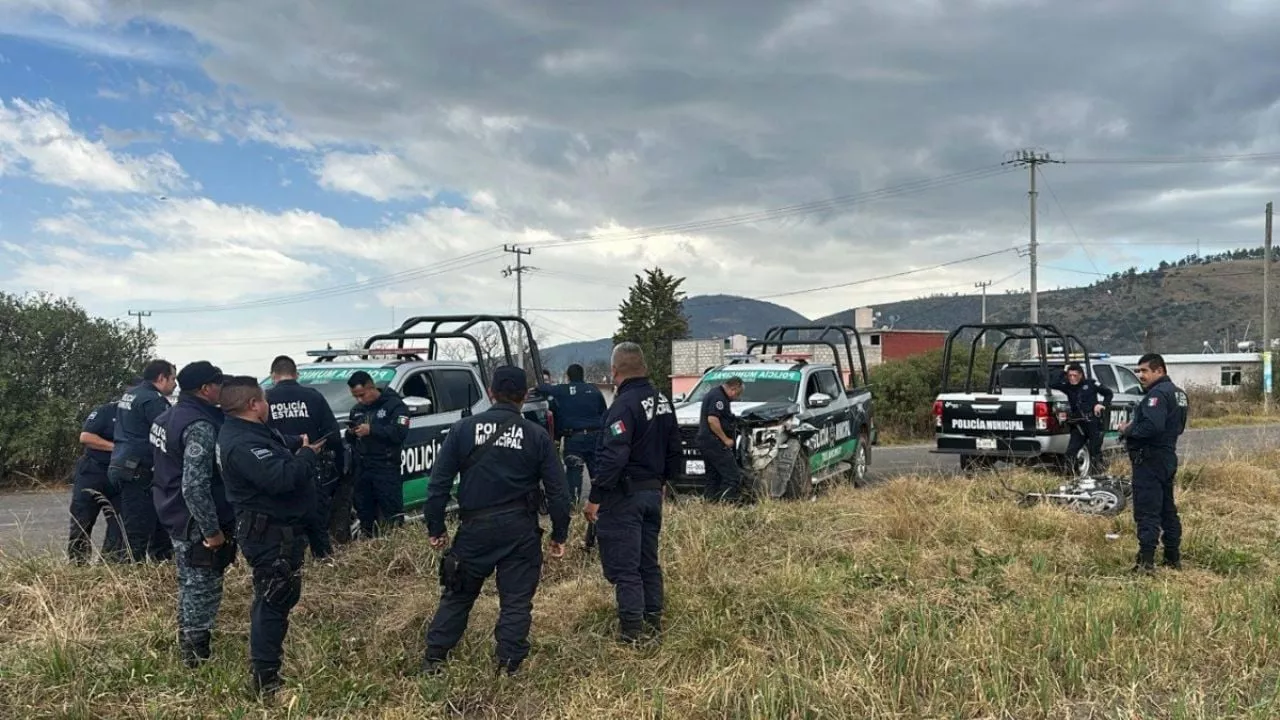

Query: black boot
[[422, 651, 448, 677], [618, 618, 645, 645], [1162, 548, 1182, 570], [250, 668, 283, 696], [643, 613, 663, 641], [179, 630, 212, 668], [1131, 550, 1155, 574]]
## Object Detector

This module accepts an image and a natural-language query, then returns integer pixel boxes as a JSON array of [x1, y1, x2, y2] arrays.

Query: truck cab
[[260, 315, 554, 531]]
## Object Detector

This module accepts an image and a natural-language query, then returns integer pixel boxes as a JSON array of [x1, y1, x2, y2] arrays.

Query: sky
[[2, 0, 1279, 376]]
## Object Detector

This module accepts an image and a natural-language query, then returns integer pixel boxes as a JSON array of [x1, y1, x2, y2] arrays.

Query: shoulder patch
[[715, 400, 725, 411], [1148, 396, 1159, 407], [251, 447, 273, 460], [397, 415, 410, 427], [609, 420, 627, 436]]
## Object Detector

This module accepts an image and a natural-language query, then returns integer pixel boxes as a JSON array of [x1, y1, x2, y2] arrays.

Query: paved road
[[3, 423, 1274, 557]]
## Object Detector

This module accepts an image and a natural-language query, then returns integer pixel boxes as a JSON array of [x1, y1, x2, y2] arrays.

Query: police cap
[[491, 365, 527, 395], [178, 361, 226, 392]]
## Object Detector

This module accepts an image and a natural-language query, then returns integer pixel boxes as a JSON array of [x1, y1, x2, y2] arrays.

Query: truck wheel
[[848, 431, 871, 488], [783, 444, 814, 500]]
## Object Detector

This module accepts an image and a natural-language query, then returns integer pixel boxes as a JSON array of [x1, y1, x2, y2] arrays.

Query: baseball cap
[[491, 365, 528, 395], [178, 361, 226, 391]]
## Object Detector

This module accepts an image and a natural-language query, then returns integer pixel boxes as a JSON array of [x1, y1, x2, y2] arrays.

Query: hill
[[6, 452, 1280, 716], [541, 249, 1275, 367]]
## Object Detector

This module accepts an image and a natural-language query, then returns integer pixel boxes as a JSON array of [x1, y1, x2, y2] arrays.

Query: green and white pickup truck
[[260, 315, 554, 528]]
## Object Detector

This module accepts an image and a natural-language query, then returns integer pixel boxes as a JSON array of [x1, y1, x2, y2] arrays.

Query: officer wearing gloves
[[109, 360, 178, 563], [584, 342, 682, 644], [266, 355, 345, 559], [698, 375, 745, 503], [1118, 353, 1189, 574], [216, 376, 327, 695], [421, 365, 570, 676], [1051, 362, 1114, 475], [535, 363, 608, 504], [346, 371, 409, 538], [67, 380, 134, 564], [150, 361, 236, 668]]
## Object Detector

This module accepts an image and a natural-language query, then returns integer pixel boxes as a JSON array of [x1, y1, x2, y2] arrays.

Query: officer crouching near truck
[[421, 366, 570, 676], [109, 360, 178, 563], [150, 361, 236, 669], [1118, 353, 1188, 574], [216, 376, 327, 696]]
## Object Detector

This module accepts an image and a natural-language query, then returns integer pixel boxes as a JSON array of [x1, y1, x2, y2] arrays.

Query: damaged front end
[[736, 403, 822, 499]]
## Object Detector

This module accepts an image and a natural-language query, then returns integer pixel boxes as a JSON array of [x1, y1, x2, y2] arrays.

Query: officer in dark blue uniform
[[421, 366, 570, 675], [1051, 362, 1114, 475], [67, 381, 134, 564], [1119, 353, 1188, 573], [109, 360, 178, 563], [345, 371, 409, 538], [536, 363, 608, 504], [584, 342, 682, 643], [216, 376, 326, 695], [266, 355, 345, 559], [697, 375, 745, 503]]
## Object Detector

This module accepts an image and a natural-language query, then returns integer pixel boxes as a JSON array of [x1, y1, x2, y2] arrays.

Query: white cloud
[[315, 151, 431, 201], [0, 98, 187, 193]]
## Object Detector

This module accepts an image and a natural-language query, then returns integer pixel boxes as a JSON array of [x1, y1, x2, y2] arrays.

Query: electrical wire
[[1066, 151, 1280, 166]]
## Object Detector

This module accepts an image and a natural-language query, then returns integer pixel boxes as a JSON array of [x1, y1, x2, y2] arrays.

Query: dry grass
[[6, 453, 1280, 719]]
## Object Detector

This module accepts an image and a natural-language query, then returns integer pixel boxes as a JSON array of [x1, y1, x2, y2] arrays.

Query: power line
[[1066, 151, 1280, 166]]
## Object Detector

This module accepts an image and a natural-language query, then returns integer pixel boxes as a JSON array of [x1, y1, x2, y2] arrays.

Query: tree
[[612, 268, 691, 393], [432, 322, 550, 382], [0, 292, 155, 485]]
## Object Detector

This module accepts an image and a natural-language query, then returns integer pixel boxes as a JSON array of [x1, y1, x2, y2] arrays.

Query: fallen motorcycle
[[1004, 474, 1132, 516]]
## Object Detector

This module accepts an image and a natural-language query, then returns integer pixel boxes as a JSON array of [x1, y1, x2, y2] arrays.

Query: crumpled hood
[[675, 401, 798, 426]]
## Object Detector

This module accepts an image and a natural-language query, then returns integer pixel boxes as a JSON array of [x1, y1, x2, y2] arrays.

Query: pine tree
[[612, 267, 691, 393]]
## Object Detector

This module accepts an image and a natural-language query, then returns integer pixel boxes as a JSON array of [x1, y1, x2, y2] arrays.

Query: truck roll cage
[[755, 324, 871, 389], [940, 322, 1092, 395]]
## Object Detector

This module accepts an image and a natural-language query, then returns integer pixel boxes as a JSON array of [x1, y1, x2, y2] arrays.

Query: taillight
[[1034, 401, 1057, 432], [933, 400, 943, 429]]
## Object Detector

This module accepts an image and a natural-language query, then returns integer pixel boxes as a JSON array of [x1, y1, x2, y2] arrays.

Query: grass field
[[4, 449, 1280, 719]]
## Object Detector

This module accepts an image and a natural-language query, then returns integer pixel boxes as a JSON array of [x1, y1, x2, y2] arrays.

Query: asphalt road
[[3, 423, 1275, 558]]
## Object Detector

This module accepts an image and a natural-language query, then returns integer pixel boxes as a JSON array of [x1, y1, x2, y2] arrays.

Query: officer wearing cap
[[216, 375, 327, 695], [584, 342, 682, 644], [109, 359, 178, 563], [345, 371, 410, 538], [536, 363, 608, 505], [150, 361, 236, 668], [67, 379, 134, 564], [1119, 353, 1189, 573], [266, 355, 345, 559], [421, 365, 570, 676]]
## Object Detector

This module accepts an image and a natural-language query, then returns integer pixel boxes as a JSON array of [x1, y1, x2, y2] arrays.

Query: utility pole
[[1003, 149, 1062, 324], [1265, 202, 1273, 412], [501, 244, 534, 369], [975, 280, 992, 347], [127, 309, 151, 332]]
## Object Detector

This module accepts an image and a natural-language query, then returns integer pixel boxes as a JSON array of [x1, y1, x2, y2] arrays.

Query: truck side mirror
[[807, 392, 832, 408], [673, 393, 686, 403], [403, 396, 432, 416]]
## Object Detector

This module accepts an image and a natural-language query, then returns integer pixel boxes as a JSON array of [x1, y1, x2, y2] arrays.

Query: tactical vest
[[151, 395, 235, 537], [112, 382, 165, 468]]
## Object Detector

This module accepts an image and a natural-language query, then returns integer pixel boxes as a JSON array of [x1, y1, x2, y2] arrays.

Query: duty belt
[[564, 428, 600, 436], [458, 498, 531, 522]]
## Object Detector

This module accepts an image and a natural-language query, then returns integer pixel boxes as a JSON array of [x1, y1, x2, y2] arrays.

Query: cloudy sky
[[2, 0, 1278, 375]]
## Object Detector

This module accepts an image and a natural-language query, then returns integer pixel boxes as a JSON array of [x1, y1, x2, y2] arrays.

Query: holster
[[1128, 447, 1147, 466], [264, 525, 299, 606], [186, 532, 238, 572], [438, 549, 464, 594]]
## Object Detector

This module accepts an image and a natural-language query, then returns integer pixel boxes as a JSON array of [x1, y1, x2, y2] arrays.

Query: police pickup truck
[[671, 324, 876, 499], [932, 323, 1142, 475], [260, 315, 554, 529]]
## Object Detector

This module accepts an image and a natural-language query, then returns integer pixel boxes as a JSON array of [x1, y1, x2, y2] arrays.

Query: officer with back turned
[[109, 360, 178, 563], [584, 342, 682, 644], [150, 361, 235, 669], [1118, 353, 1188, 574], [266, 355, 345, 559], [536, 363, 608, 505], [345, 371, 409, 537], [216, 376, 326, 695], [698, 375, 745, 503], [421, 365, 570, 676], [67, 379, 134, 564]]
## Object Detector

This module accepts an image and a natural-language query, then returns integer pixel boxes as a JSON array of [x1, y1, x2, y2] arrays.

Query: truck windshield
[[685, 369, 802, 404], [260, 367, 393, 417]]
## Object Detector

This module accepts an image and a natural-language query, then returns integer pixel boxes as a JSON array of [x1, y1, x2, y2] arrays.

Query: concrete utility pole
[[1003, 149, 1062, 324], [127, 309, 151, 332], [975, 280, 992, 347], [501, 244, 534, 368], [1265, 202, 1273, 412]]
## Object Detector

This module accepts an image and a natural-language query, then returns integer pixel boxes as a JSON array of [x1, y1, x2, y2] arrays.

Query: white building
[[1107, 353, 1261, 393]]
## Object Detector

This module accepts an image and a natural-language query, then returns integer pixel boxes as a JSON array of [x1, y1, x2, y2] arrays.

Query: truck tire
[[848, 430, 871, 487], [772, 439, 813, 500]]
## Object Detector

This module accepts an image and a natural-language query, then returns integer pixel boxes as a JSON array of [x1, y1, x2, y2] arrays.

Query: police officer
[[421, 365, 570, 675], [1051, 362, 1114, 475], [1118, 353, 1189, 573], [584, 342, 682, 644], [345, 371, 409, 537], [698, 375, 745, 503], [150, 361, 236, 668], [536, 363, 608, 504], [67, 381, 134, 564], [266, 355, 345, 559], [109, 360, 178, 563], [216, 376, 326, 695]]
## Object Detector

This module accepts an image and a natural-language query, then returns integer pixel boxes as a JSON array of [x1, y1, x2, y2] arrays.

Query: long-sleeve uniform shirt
[[424, 403, 571, 543], [347, 390, 409, 469], [1050, 377, 1114, 420], [217, 416, 320, 523], [589, 377, 682, 504], [1122, 376, 1188, 453]]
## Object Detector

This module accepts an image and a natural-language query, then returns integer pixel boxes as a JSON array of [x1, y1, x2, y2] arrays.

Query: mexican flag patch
[[397, 415, 411, 427], [609, 420, 627, 436]]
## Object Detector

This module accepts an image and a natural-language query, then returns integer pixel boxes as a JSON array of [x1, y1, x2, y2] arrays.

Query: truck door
[[1092, 363, 1139, 443], [805, 368, 854, 471]]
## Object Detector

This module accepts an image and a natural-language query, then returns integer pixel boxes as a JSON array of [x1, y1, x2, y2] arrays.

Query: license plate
[[975, 438, 997, 450], [686, 460, 705, 475]]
